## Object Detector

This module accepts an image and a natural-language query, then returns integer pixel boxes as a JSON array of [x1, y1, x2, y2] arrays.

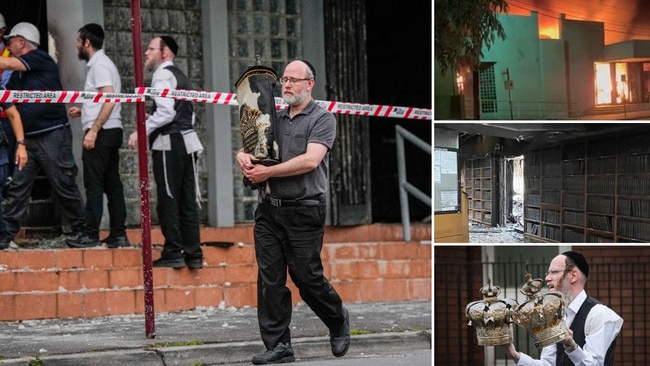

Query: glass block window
[[479, 65, 497, 113], [228, 0, 304, 221], [228, 0, 303, 80]]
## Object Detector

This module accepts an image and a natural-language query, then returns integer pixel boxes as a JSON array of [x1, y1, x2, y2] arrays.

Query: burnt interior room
[[437, 122, 650, 243]]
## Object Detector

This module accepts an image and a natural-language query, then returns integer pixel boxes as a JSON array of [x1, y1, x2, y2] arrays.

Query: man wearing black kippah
[[66, 23, 130, 249], [502, 251, 623, 366], [237, 60, 349, 364], [128, 36, 203, 269]]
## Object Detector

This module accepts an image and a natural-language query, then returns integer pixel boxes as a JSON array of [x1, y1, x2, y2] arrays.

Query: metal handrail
[[396, 125, 431, 241]]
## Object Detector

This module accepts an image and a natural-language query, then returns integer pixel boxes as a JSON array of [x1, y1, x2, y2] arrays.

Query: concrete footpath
[[0, 300, 431, 365]]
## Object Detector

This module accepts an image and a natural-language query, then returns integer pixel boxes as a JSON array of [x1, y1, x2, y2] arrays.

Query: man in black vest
[[128, 36, 203, 269], [502, 251, 623, 365]]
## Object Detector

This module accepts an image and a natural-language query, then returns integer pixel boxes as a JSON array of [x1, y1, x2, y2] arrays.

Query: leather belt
[[263, 195, 322, 207]]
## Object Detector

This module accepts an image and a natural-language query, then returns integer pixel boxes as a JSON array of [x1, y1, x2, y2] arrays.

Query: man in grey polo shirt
[[237, 59, 350, 364]]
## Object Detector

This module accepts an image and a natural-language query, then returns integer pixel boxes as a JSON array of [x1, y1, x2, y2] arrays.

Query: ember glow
[[507, 0, 650, 44]]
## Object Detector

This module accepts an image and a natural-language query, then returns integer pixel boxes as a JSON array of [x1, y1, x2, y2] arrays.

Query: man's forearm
[[88, 102, 115, 133]]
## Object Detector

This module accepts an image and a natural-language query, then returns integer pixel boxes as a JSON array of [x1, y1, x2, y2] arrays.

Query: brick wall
[[0, 224, 431, 321]]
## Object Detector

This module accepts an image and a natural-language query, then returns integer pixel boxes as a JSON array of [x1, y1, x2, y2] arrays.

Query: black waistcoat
[[555, 296, 616, 366], [148, 65, 194, 147]]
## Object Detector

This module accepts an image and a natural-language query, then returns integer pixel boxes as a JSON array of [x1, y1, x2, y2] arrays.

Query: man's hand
[[237, 150, 269, 185], [14, 144, 27, 170], [83, 130, 98, 150], [243, 163, 271, 185], [561, 328, 578, 353], [68, 106, 81, 118], [128, 131, 138, 149], [501, 343, 520, 362]]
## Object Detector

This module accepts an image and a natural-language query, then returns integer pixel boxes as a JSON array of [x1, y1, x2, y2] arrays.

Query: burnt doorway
[[0, 1, 49, 52], [366, 1, 431, 222], [323, 0, 373, 225], [506, 156, 524, 229]]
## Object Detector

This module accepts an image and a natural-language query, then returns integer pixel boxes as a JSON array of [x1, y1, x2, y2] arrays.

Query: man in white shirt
[[502, 251, 623, 366], [66, 23, 130, 249]]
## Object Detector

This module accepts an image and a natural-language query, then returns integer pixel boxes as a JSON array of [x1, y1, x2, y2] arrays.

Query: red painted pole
[[130, 0, 156, 339]]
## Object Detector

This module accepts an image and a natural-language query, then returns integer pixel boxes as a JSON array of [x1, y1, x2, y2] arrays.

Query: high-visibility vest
[[0, 45, 9, 119]]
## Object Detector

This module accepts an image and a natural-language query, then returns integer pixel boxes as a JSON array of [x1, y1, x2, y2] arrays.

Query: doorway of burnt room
[[504, 155, 524, 230], [0, 1, 49, 53]]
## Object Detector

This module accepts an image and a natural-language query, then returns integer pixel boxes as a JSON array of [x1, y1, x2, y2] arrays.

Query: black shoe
[[66, 235, 101, 248], [152, 257, 185, 269], [330, 307, 350, 357], [185, 257, 204, 269], [252, 342, 295, 364], [104, 235, 131, 248]]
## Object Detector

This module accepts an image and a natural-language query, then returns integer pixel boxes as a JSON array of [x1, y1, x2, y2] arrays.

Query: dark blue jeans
[[0, 126, 85, 240], [254, 201, 345, 350], [81, 128, 127, 240]]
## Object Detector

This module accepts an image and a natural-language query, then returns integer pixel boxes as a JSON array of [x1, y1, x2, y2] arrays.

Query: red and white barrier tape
[[138, 88, 432, 120], [0, 88, 432, 120], [0, 90, 145, 104]]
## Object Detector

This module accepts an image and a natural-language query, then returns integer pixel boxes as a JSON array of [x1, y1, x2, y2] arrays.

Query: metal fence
[[396, 125, 431, 241], [434, 258, 649, 365]]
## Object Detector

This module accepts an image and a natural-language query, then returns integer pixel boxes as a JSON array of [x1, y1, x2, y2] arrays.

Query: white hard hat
[[6, 22, 40, 46], [0, 14, 6, 30]]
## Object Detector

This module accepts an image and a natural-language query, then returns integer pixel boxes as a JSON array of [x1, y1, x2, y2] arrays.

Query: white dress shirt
[[515, 290, 623, 366], [82, 49, 122, 131], [145, 60, 177, 137]]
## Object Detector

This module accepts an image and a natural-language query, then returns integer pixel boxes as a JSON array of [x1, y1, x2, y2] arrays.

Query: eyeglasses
[[545, 269, 569, 277], [280, 77, 312, 84]]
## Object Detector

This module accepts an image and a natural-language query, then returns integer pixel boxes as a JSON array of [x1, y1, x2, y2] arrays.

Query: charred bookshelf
[[524, 131, 650, 243], [465, 156, 498, 226]]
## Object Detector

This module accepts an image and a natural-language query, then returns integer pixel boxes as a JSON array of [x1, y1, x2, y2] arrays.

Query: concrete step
[[0, 223, 432, 322]]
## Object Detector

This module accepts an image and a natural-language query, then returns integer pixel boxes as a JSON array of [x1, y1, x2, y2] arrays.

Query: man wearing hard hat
[[0, 14, 28, 250], [0, 22, 84, 249]]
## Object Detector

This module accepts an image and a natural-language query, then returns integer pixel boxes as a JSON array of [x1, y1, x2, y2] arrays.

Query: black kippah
[[160, 35, 178, 56], [562, 251, 589, 277], [300, 59, 316, 80], [81, 23, 104, 40]]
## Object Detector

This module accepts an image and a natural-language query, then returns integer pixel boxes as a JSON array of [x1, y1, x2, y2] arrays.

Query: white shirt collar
[[564, 289, 587, 325]]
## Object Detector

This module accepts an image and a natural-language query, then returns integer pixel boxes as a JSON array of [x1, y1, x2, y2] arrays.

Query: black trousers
[[254, 201, 345, 349], [152, 132, 201, 260], [81, 128, 126, 239]]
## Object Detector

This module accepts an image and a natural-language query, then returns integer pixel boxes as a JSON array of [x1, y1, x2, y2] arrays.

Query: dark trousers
[[82, 128, 127, 240], [254, 202, 344, 350], [0, 119, 16, 234], [1, 126, 85, 239], [152, 132, 201, 260]]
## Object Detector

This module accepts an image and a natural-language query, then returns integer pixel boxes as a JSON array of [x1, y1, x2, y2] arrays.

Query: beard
[[145, 58, 159, 72], [557, 275, 573, 304], [283, 88, 308, 107], [77, 48, 89, 61]]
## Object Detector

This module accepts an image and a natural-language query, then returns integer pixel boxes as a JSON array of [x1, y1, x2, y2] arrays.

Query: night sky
[[507, 0, 650, 44]]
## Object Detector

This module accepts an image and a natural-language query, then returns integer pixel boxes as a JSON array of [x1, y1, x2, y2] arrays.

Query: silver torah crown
[[513, 272, 568, 348], [465, 279, 518, 346]]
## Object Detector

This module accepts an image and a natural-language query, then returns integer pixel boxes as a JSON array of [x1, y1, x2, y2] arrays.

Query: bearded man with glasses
[[237, 60, 349, 364], [502, 251, 623, 366]]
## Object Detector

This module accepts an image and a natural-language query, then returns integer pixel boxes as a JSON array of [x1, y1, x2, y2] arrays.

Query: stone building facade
[[40, 0, 327, 230]]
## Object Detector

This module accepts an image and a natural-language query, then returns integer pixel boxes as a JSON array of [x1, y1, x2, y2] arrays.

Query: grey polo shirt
[[268, 99, 336, 199]]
